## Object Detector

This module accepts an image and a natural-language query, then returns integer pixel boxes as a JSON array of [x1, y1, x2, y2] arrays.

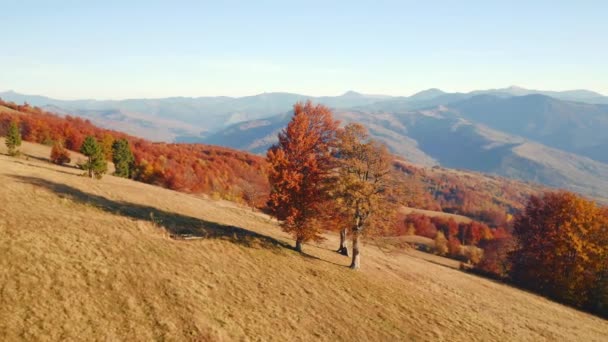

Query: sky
[[1, 0, 606, 99]]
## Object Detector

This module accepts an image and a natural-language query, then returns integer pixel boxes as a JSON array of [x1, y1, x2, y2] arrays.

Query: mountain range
[[1, 86, 607, 201]]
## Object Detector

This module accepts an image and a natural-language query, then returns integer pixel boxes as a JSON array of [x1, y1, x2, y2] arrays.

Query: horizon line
[[0, 85, 605, 102]]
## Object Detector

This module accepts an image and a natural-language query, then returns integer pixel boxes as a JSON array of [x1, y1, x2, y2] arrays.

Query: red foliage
[[509, 191, 608, 314], [404, 214, 438, 239], [266, 101, 339, 247], [393, 160, 542, 228], [0, 99, 269, 206], [399, 213, 500, 248], [447, 236, 461, 256], [476, 237, 515, 278], [50, 142, 71, 165]]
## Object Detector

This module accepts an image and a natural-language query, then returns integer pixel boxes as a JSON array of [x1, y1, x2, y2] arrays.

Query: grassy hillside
[[0, 145, 606, 341], [399, 207, 472, 223]]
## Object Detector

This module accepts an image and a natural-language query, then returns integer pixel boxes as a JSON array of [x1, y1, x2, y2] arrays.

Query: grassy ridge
[[0, 146, 606, 341]]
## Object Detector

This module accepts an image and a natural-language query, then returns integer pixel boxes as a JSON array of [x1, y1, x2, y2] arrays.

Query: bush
[[464, 246, 483, 265], [50, 141, 71, 165]]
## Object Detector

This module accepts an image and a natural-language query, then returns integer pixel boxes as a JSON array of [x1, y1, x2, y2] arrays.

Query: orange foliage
[[0, 99, 268, 206], [266, 101, 339, 251], [393, 160, 541, 226], [509, 191, 608, 315], [50, 141, 71, 165]]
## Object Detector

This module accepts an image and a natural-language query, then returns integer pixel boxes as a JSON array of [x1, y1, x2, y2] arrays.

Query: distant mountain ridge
[[1, 85, 606, 139], [0, 89, 396, 139], [1, 87, 607, 201]]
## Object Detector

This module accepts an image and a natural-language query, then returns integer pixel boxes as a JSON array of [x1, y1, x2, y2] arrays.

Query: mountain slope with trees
[[1, 145, 606, 341]]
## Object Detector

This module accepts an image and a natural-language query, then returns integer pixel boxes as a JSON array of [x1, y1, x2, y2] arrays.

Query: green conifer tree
[[5, 121, 22, 156], [80, 136, 107, 179], [111, 138, 135, 178]]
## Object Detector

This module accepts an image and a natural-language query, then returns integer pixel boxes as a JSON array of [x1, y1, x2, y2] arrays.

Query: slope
[[0, 149, 606, 341], [448, 94, 608, 163], [202, 105, 608, 202]]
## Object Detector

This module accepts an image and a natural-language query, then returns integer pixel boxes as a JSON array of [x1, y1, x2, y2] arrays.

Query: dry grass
[[0, 151, 607, 341], [0, 137, 115, 173], [400, 206, 473, 223], [0, 105, 23, 116]]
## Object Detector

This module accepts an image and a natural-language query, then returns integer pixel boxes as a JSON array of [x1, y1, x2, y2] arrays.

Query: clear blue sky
[[1, 0, 606, 99]]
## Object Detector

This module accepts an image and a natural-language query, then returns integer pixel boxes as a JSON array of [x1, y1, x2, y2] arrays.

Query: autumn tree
[[476, 237, 515, 278], [408, 214, 438, 239], [80, 136, 107, 179], [5, 120, 21, 156], [435, 231, 448, 256], [333, 123, 395, 269], [50, 141, 71, 165], [112, 138, 135, 178], [266, 101, 339, 252], [447, 236, 461, 256], [509, 191, 608, 315], [101, 133, 115, 160]]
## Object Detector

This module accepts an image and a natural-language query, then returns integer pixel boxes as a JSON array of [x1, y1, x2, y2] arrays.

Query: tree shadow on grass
[[11, 175, 294, 251], [9, 158, 81, 177]]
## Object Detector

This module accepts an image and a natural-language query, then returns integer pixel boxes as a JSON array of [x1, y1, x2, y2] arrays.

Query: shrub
[[50, 141, 71, 165]]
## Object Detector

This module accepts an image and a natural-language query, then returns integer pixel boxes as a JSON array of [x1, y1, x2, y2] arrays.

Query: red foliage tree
[[404, 214, 438, 239], [266, 101, 339, 252], [476, 237, 515, 278]]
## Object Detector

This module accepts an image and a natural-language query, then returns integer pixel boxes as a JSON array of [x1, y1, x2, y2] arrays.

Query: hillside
[[1, 144, 607, 341], [448, 94, 608, 163], [3, 89, 608, 202], [0, 101, 269, 206], [200, 96, 608, 202], [0, 101, 551, 218]]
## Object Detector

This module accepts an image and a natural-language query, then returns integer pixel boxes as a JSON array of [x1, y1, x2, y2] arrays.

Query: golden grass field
[[0, 142, 607, 341], [399, 206, 473, 223]]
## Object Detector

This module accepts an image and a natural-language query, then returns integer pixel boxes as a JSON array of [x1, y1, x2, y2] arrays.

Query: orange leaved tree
[[334, 123, 395, 269], [50, 141, 71, 165], [509, 191, 608, 316], [266, 101, 339, 252]]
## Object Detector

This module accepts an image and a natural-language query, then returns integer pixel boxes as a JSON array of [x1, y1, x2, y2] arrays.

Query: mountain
[[446, 94, 608, 163], [2, 86, 606, 141], [2, 88, 608, 201], [202, 95, 608, 202], [0, 90, 394, 141], [191, 111, 293, 153], [472, 86, 608, 103]]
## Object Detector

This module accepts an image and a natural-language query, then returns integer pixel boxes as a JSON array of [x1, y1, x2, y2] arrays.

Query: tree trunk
[[337, 228, 349, 256], [295, 238, 303, 253], [350, 231, 361, 270], [88, 156, 93, 178]]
